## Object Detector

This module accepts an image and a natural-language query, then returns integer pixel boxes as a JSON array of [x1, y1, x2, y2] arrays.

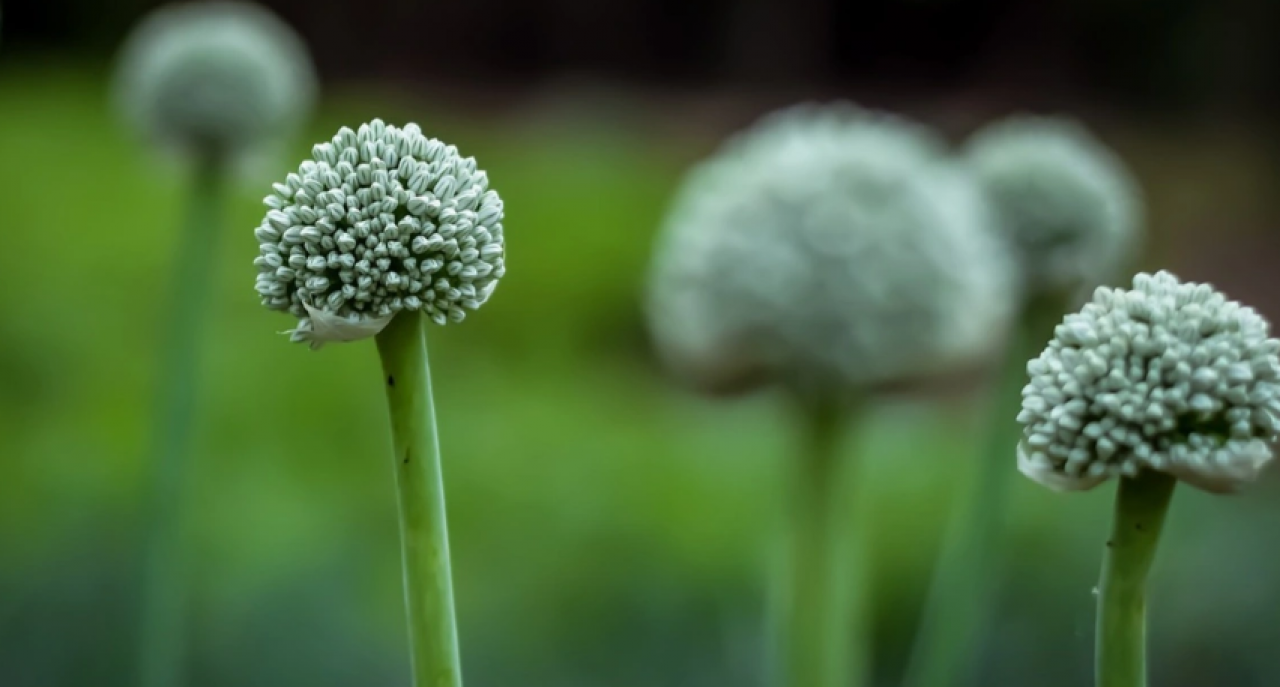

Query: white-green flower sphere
[[965, 116, 1142, 300], [646, 103, 1016, 397], [254, 119, 505, 348], [1018, 271, 1280, 493], [113, 2, 316, 159]]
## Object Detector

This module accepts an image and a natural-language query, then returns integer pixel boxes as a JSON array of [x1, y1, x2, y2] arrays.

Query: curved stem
[[778, 400, 864, 687], [1096, 470, 1176, 687], [137, 158, 224, 687], [903, 297, 1066, 687], [376, 312, 463, 687]]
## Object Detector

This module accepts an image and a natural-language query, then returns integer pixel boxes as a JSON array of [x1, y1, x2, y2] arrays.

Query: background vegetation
[[4, 2, 1280, 684]]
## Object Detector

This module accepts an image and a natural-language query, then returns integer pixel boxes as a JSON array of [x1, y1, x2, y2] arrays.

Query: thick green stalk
[[778, 400, 864, 687], [137, 157, 224, 687], [375, 312, 463, 687], [903, 298, 1065, 687], [1096, 470, 1176, 687]]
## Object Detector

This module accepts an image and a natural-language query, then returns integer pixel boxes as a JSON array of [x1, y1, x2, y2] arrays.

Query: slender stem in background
[[1096, 470, 1176, 687], [902, 298, 1065, 687], [376, 312, 463, 687], [778, 399, 865, 687], [137, 156, 224, 687]]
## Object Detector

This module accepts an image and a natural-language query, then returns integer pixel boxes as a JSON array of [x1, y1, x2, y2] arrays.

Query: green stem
[[779, 400, 864, 687], [375, 312, 463, 687], [137, 157, 224, 687], [902, 298, 1066, 687], [1096, 470, 1176, 687]]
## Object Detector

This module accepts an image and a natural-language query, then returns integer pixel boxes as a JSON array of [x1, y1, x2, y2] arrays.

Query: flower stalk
[[376, 311, 463, 687], [1095, 470, 1176, 687], [251, 119, 503, 687], [1013, 271, 1280, 687], [778, 400, 865, 687], [903, 295, 1066, 687], [137, 154, 224, 687]]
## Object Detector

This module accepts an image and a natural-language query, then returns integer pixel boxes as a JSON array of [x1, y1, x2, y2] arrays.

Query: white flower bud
[[255, 120, 506, 348], [1018, 271, 1280, 493]]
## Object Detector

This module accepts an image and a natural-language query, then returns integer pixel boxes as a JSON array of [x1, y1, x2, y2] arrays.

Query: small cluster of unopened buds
[[253, 120, 505, 347], [1018, 271, 1280, 493]]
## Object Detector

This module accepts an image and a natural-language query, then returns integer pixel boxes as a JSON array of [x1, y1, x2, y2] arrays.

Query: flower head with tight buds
[[1018, 271, 1280, 493], [254, 120, 506, 348], [965, 116, 1142, 299], [113, 1, 316, 159], [646, 103, 1016, 397]]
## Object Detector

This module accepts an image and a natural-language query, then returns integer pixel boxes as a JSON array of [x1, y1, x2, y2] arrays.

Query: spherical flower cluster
[[253, 119, 506, 348], [646, 103, 1016, 396], [113, 2, 316, 158], [965, 116, 1142, 299], [1018, 271, 1280, 493]]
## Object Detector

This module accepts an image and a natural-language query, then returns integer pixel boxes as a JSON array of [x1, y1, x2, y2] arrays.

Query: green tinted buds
[[254, 120, 506, 348], [1018, 271, 1280, 493]]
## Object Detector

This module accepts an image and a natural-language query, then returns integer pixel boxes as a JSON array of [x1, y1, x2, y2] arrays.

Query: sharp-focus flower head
[[1018, 271, 1280, 493], [114, 2, 316, 159], [646, 103, 1016, 397], [966, 116, 1142, 299], [254, 119, 506, 348]]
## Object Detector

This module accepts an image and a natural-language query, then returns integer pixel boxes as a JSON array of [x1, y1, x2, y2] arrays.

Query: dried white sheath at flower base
[[254, 120, 506, 348], [965, 116, 1142, 299], [646, 103, 1017, 396], [1018, 271, 1280, 493], [113, 1, 316, 158]]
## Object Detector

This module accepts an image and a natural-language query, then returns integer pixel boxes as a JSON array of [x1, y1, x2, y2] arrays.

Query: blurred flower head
[[254, 119, 506, 348], [1018, 271, 1280, 493], [965, 116, 1142, 300], [646, 103, 1016, 398], [113, 1, 316, 161]]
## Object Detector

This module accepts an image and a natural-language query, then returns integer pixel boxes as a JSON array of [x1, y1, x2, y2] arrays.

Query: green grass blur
[[1, 63, 1278, 687]]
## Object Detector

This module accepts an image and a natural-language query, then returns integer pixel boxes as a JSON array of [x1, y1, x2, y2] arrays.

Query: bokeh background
[[3, 1, 1280, 685]]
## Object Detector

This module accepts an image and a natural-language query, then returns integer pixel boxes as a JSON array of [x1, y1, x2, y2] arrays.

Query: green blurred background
[[4, 1, 1280, 685]]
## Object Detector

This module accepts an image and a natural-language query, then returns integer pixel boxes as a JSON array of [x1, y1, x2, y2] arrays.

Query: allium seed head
[[114, 2, 316, 159], [254, 120, 506, 348], [646, 103, 1016, 397], [1017, 271, 1280, 493], [966, 116, 1142, 299]]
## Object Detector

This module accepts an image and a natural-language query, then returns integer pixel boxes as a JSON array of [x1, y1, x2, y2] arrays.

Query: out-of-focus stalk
[[904, 297, 1065, 687], [778, 400, 865, 687], [137, 155, 223, 687]]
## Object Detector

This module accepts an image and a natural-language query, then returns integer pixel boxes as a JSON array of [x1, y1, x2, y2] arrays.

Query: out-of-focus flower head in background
[[647, 103, 1016, 398], [965, 116, 1143, 302], [112, 1, 316, 167]]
